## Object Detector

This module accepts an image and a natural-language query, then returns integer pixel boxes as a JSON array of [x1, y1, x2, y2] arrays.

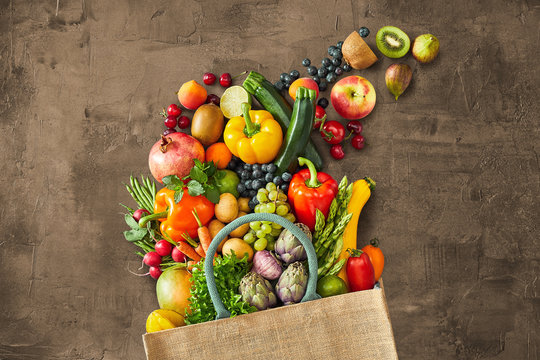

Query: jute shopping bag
[[143, 213, 398, 360]]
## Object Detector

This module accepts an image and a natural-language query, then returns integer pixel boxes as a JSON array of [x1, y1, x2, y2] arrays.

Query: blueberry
[[281, 172, 292, 182], [326, 73, 337, 83], [265, 173, 274, 182], [252, 169, 263, 179], [243, 163, 252, 171], [248, 200, 256, 209], [326, 65, 335, 73], [322, 58, 331, 67], [307, 66, 317, 76], [252, 180, 263, 190], [249, 189, 257, 198], [358, 27, 370, 38], [261, 163, 268, 172], [317, 97, 329, 108], [242, 190, 250, 198], [280, 73, 288, 82], [274, 81, 285, 91], [245, 179, 252, 189], [251, 196, 259, 205], [252, 164, 260, 172], [283, 74, 292, 85], [318, 81, 327, 92], [317, 68, 328, 77], [266, 163, 277, 174], [227, 159, 237, 170], [311, 76, 320, 84], [284, 82, 290, 89], [332, 58, 342, 67], [302, 58, 311, 67], [328, 46, 337, 56], [273, 176, 283, 186], [336, 41, 344, 49], [332, 49, 342, 59], [342, 63, 352, 72], [290, 70, 300, 80], [280, 183, 289, 192], [335, 67, 343, 76], [237, 183, 246, 194], [241, 170, 250, 179]]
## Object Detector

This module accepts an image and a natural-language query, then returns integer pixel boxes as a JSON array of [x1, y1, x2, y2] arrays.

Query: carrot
[[195, 243, 206, 258], [193, 209, 212, 255], [176, 241, 201, 262], [187, 260, 197, 271]]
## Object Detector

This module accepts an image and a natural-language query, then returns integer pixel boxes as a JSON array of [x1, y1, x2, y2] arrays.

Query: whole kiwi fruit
[[376, 26, 411, 58]]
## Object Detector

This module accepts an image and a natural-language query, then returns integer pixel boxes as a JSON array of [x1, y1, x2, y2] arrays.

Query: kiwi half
[[376, 26, 410, 58]]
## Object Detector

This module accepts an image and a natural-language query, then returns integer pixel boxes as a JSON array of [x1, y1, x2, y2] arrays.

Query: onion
[[252, 250, 283, 280]]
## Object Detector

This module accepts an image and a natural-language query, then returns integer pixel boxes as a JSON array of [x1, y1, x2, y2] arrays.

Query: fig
[[385, 64, 412, 101], [412, 34, 440, 64], [342, 31, 378, 70]]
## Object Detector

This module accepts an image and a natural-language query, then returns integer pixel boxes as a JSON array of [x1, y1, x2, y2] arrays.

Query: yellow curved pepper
[[146, 309, 185, 333], [224, 103, 283, 164]]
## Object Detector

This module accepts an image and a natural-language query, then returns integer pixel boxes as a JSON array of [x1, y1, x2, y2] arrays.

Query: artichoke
[[275, 262, 308, 305], [275, 223, 312, 265], [239, 272, 278, 310]]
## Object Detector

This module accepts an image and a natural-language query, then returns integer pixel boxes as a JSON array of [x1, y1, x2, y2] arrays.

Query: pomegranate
[[149, 132, 205, 183]]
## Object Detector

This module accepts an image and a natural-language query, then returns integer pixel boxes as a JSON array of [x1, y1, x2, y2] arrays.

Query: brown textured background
[[0, 0, 538, 359]]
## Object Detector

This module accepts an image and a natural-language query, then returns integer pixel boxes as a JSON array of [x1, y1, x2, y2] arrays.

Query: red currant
[[164, 115, 177, 129], [177, 116, 190, 129], [347, 120, 363, 134], [351, 134, 365, 150], [206, 94, 220, 106], [203, 72, 216, 85], [330, 144, 345, 160], [166, 104, 182, 117], [219, 73, 232, 87]]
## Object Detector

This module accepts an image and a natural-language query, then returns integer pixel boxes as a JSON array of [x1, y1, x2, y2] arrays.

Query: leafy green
[[162, 160, 222, 204], [185, 254, 257, 325]]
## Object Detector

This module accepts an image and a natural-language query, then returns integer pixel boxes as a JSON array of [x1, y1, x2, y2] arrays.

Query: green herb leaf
[[124, 213, 139, 229], [187, 180, 205, 197], [174, 190, 184, 204], [163, 175, 183, 190], [193, 159, 204, 169], [206, 161, 217, 177], [189, 166, 208, 184], [124, 229, 147, 242], [204, 185, 221, 204]]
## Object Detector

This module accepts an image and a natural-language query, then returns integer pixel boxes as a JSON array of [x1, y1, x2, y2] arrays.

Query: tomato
[[361, 238, 384, 281], [313, 106, 326, 129], [346, 249, 375, 291], [317, 275, 348, 297], [320, 120, 345, 144]]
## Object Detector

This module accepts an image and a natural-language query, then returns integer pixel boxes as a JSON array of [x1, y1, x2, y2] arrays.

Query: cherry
[[177, 116, 190, 129], [351, 134, 365, 150], [206, 94, 220, 106], [164, 115, 177, 129], [347, 120, 363, 134], [219, 73, 232, 87], [203, 72, 216, 85], [166, 104, 182, 117], [133, 209, 150, 222], [330, 144, 345, 160], [163, 128, 177, 136]]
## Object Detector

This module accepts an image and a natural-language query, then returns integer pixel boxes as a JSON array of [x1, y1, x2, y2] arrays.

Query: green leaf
[[204, 185, 221, 204], [124, 229, 147, 242], [187, 180, 205, 197], [163, 175, 182, 190], [193, 159, 204, 169], [206, 161, 217, 177], [189, 166, 208, 184], [174, 190, 184, 203], [124, 213, 139, 229], [215, 169, 226, 180]]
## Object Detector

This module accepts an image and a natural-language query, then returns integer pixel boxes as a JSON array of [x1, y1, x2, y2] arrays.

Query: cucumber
[[273, 87, 317, 174], [243, 71, 323, 170]]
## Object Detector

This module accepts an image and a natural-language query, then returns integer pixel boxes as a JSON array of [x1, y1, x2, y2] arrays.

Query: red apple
[[149, 132, 205, 183], [330, 76, 376, 119]]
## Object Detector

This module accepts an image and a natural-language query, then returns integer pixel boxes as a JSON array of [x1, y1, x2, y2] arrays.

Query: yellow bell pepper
[[146, 309, 185, 333], [224, 103, 283, 164]]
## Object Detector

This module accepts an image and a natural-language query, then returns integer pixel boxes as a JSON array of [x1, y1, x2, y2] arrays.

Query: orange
[[205, 142, 232, 169]]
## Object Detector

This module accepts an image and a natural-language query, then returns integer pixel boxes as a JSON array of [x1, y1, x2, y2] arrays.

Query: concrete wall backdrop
[[0, 0, 538, 359]]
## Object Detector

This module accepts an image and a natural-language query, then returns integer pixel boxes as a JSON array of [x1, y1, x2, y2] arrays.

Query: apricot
[[289, 78, 319, 101], [177, 80, 207, 110]]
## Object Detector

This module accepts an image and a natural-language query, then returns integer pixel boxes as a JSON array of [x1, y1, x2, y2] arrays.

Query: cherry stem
[[345, 130, 355, 140], [232, 71, 248, 80]]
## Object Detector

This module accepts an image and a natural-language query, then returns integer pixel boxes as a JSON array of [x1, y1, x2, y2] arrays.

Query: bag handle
[[204, 212, 321, 320]]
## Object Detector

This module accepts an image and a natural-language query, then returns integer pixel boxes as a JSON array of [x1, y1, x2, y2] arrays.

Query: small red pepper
[[287, 157, 338, 231], [346, 249, 376, 292]]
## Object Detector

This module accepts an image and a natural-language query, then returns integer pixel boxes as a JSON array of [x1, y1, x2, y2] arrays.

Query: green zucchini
[[273, 87, 316, 174], [242, 71, 323, 170]]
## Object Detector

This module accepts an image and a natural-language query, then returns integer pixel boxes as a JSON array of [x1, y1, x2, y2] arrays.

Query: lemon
[[220, 86, 252, 118]]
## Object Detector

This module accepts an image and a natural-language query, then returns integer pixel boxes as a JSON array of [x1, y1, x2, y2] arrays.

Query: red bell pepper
[[287, 157, 338, 231], [346, 249, 376, 291]]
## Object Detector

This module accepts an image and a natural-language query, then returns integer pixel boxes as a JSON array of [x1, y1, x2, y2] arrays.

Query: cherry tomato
[[203, 72, 216, 85], [313, 105, 326, 129], [347, 120, 362, 134], [351, 134, 365, 150], [330, 144, 345, 160], [320, 120, 345, 144], [166, 104, 182, 117]]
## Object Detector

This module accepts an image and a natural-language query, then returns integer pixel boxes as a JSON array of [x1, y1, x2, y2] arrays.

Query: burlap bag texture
[[143, 281, 397, 360]]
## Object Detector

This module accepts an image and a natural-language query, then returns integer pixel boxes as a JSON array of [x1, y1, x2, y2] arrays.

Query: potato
[[208, 219, 228, 253], [237, 197, 250, 213], [229, 211, 249, 238], [222, 238, 254, 262], [215, 193, 238, 223]]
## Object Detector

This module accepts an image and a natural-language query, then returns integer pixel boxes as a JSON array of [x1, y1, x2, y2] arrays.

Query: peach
[[177, 80, 207, 110], [289, 77, 319, 101], [330, 76, 376, 119]]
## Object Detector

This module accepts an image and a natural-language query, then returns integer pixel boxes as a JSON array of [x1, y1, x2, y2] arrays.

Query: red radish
[[155, 240, 173, 256], [149, 266, 162, 279], [177, 116, 190, 129], [148, 132, 205, 183], [143, 251, 162, 267], [133, 209, 150, 222], [171, 247, 186, 262], [164, 115, 178, 129], [167, 104, 182, 117], [330, 144, 345, 160]]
